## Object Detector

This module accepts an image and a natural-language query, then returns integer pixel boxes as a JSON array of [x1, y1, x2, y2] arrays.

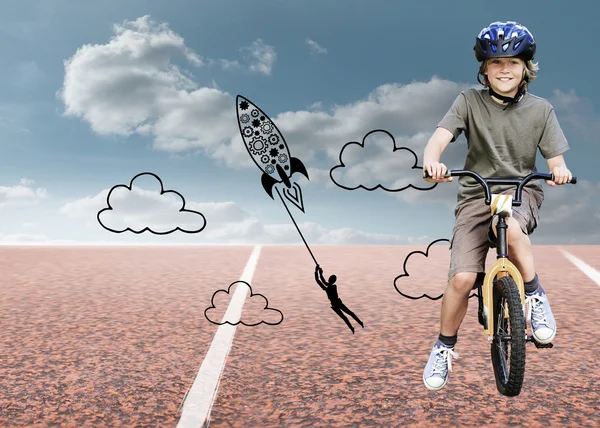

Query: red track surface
[[1, 245, 599, 427]]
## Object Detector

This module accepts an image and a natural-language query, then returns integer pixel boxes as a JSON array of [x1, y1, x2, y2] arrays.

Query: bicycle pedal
[[526, 335, 554, 348]]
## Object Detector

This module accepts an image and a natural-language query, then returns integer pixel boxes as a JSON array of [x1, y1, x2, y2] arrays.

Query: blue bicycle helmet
[[474, 21, 536, 62]]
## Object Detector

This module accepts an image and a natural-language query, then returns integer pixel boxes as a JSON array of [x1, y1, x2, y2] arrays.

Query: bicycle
[[424, 169, 577, 396]]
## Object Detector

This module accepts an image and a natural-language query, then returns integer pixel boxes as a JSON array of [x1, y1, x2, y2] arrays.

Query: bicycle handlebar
[[423, 169, 577, 206]]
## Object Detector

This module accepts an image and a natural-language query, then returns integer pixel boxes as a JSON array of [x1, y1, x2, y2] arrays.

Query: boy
[[421, 21, 572, 391]]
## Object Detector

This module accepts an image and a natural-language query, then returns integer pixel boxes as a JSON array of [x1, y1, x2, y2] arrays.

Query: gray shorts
[[448, 187, 543, 282]]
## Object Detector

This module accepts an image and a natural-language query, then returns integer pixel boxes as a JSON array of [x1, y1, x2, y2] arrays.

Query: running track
[[1, 245, 599, 427]]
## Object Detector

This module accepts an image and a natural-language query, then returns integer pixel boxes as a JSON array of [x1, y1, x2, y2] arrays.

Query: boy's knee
[[449, 272, 479, 295], [506, 217, 530, 245], [492, 216, 527, 243]]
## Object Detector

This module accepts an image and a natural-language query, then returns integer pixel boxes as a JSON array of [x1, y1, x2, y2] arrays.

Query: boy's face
[[484, 57, 526, 98]]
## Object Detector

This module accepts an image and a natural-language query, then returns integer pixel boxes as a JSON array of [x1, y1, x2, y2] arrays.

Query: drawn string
[[274, 186, 318, 266]]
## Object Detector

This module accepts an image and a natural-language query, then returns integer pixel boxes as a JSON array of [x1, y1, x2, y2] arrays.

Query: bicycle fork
[[478, 194, 526, 340]]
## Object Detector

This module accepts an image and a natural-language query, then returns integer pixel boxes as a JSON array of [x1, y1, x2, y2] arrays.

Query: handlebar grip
[[551, 174, 577, 184], [423, 170, 451, 179]]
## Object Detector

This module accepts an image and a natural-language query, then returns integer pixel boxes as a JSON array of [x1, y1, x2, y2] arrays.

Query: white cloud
[[184, 201, 257, 223], [533, 179, 600, 244], [306, 38, 327, 55], [551, 88, 580, 109], [0, 233, 50, 244], [59, 190, 427, 245], [204, 38, 277, 75], [58, 16, 279, 154], [96, 174, 206, 234], [0, 179, 49, 207], [60, 190, 108, 219], [217, 58, 242, 70], [0, 233, 97, 246], [20, 178, 35, 186], [309, 101, 323, 111], [59, 15, 473, 172], [330, 130, 437, 192], [59, 14, 471, 161], [551, 88, 600, 144], [241, 39, 276, 76], [184, 219, 428, 245], [265, 223, 428, 245]]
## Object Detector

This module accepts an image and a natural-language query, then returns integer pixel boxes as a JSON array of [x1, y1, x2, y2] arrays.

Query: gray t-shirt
[[438, 88, 570, 203]]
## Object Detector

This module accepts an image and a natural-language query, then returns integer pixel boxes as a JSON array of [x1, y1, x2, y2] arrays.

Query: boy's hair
[[477, 57, 539, 93]]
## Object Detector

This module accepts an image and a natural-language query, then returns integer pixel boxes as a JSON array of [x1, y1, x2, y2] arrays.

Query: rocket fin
[[289, 157, 309, 181], [261, 172, 279, 199]]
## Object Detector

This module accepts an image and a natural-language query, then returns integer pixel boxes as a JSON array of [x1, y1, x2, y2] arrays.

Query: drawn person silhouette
[[314, 265, 364, 334]]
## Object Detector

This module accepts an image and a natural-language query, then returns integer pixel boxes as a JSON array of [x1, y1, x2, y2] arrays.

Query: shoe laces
[[431, 346, 459, 375], [525, 293, 548, 326]]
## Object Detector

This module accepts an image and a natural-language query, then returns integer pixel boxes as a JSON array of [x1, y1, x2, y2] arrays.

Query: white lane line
[[558, 247, 600, 288], [177, 245, 262, 428]]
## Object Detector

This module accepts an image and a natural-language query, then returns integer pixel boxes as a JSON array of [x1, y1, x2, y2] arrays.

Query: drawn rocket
[[236, 95, 309, 212]]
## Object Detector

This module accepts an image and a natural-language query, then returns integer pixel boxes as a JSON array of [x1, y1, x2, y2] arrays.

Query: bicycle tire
[[490, 275, 526, 397]]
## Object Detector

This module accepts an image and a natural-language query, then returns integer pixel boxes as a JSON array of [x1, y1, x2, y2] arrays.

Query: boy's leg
[[339, 302, 364, 327], [424, 198, 491, 391], [439, 272, 479, 337], [441, 198, 493, 336], [331, 305, 355, 333]]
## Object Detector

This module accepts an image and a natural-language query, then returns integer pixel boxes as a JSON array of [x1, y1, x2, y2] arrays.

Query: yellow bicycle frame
[[481, 193, 526, 339]]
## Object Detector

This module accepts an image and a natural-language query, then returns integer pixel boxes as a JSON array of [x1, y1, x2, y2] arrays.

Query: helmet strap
[[487, 77, 525, 111]]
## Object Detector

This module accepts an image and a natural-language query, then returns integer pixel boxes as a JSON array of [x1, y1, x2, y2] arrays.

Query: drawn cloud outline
[[204, 280, 284, 326], [394, 238, 453, 300], [330, 128, 438, 192], [97, 171, 207, 235], [393, 238, 479, 300]]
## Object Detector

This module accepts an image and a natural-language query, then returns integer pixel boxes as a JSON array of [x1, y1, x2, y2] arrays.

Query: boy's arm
[[318, 269, 327, 284], [314, 267, 326, 289], [545, 154, 572, 186], [423, 127, 455, 182]]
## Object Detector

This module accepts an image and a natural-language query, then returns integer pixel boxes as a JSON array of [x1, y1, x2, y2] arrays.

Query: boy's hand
[[423, 162, 453, 183], [546, 166, 572, 186]]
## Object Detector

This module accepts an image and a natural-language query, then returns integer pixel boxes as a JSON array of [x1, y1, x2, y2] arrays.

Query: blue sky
[[0, 0, 598, 245]]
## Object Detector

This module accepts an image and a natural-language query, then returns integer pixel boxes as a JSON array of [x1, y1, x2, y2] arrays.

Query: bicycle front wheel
[[490, 275, 526, 397]]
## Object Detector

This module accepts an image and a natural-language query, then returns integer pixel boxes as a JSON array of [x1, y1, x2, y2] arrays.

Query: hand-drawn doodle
[[315, 265, 364, 334], [97, 172, 206, 235], [330, 129, 437, 192], [394, 238, 478, 300], [236, 95, 363, 333], [204, 281, 284, 326], [237, 95, 309, 212]]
